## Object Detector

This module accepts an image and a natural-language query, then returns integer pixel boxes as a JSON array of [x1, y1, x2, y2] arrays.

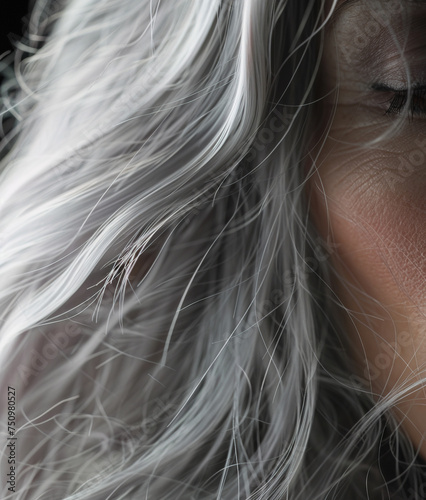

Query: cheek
[[310, 129, 426, 309], [309, 133, 426, 457]]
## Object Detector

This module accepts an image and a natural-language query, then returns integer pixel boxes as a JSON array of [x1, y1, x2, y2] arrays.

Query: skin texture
[[309, 0, 426, 458]]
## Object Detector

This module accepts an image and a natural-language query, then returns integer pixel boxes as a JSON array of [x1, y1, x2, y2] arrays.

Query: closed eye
[[371, 83, 426, 118]]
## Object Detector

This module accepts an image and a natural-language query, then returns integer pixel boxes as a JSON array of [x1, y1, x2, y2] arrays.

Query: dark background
[[0, 1, 31, 56], [0, 1, 31, 141]]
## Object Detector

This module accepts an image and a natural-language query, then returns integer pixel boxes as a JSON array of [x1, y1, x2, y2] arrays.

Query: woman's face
[[309, 0, 426, 457]]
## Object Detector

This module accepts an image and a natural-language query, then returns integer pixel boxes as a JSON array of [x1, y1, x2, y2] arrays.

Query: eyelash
[[372, 83, 426, 118]]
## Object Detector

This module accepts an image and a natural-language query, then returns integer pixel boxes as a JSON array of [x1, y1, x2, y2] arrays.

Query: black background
[[0, 1, 31, 56]]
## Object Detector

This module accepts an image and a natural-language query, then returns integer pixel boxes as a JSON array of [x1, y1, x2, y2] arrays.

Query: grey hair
[[0, 0, 424, 498]]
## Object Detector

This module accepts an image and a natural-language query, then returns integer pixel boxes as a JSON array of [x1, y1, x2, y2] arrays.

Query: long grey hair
[[0, 0, 424, 498]]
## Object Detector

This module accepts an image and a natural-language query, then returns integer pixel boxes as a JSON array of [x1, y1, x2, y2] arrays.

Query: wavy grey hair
[[0, 0, 424, 498]]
